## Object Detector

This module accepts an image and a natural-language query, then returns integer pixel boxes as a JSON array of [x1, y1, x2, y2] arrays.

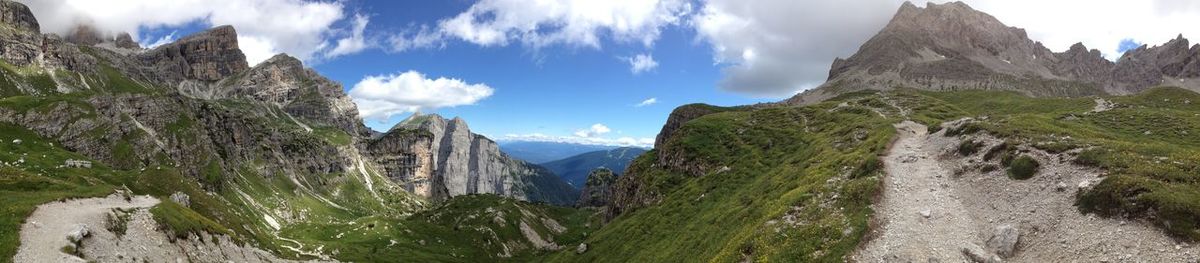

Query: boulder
[[576, 243, 588, 254], [962, 245, 1002, 263], [65, 224, 90, 244], [986, 225, 1020, 258], [170, 192, 190, 207]]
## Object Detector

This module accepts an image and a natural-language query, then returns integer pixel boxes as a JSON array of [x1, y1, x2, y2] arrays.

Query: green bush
[[1007, 155, 1040, 180], [957, 140, 983, 156]]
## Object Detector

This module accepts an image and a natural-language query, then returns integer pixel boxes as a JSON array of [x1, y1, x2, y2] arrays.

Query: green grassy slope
[[550, 93, 898, 262], [900, 87, 1200, 240]]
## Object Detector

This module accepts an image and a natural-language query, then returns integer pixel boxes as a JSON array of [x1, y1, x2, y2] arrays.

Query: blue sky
[[20, 0, 1200, 147]]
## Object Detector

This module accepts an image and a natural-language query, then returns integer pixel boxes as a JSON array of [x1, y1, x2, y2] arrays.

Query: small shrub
[[105, 210, 130, 237], [1073, 148, 1105, 167], [927, 123, 944, 134], [851, 155, 883, 178], [60, 245, 81, 257], [944, 122, 982, 137], [1007, 155, 1040, 180], [957, 140, 983, 156]]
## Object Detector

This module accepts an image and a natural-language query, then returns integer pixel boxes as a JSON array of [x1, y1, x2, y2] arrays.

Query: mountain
[[576, 168, 616, 207], [0, 0, 583, 261], [499, 141, 618, 163], [787, 1, 1200, 105], [368, 112, 579, 205], [540, 147, 646, 187]]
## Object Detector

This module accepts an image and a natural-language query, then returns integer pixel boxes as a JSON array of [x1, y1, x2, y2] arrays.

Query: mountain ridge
[[787, 1, 1200, 105]]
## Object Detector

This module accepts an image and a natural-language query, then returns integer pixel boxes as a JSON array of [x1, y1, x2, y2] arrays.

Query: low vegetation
[[1007, 155, 1039, 180]]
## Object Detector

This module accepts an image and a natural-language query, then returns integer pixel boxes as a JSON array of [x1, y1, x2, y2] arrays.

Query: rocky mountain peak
[[137, 25, 249, 82], [0, 0, 38, 32]]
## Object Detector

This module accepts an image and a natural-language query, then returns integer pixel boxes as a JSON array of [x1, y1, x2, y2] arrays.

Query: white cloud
[[955, 0, 1200, 60], [692, 0, 1200, 98], [692, 0, 901, 98], [326, 13, 371, 59], [348, 71, 494, 120], [574, 123, 612, 138], [391, 0, 692, 51], [635, 97, 658, 107], [503, 133, 654, 148], [625, 53, 659, 74], [18, 0, 367, 65], [141, 31, 177, 49]]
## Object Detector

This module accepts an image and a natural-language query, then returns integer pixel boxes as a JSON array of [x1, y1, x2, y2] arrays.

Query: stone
[[1078, 180, 1092, 189], [962, 245, 1001, 263], [64, 159, 92, 168], [170, 192, 190, 207], [986, 225, 1020, 258], [11, 139, 21, 144], [576, 243, 588, 254], [65, 224, 90, 244], [1055, 182, 1068, 192], [920, 209, 932, 218]]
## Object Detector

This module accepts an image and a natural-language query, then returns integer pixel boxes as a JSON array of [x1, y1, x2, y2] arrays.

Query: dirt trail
[[852, 121, 982, 262], [14, 194, 159, 263], [854, 119, 1200, 262]]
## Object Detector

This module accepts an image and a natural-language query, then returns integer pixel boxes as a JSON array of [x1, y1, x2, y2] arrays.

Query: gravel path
[[852, 121, 983, 262], [14, 194, 159, 263], [853, 119, 1200, 262]]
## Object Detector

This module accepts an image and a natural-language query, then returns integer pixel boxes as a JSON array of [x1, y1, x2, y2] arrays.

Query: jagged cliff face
[[370, 113, 579, 205], [788, 1, 1200, 105]]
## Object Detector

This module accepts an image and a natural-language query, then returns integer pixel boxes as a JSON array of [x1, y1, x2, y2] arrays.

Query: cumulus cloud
[[574, 124, 612, 138], [503, 133, 654, 148], [692, 0, 901, 98], [391, 0, 692, 51], [625, 53, 659, 74], [635, 97, 658, 107], [326, 13, 371, 59], [956, 0, 1200, 60], [348, 71, 494, 120], [18, 0, 369, 65]]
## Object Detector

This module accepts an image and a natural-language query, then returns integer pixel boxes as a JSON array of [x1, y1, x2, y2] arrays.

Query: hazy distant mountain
[[498, 141, 619, 163], [541, 147, 647, 187]]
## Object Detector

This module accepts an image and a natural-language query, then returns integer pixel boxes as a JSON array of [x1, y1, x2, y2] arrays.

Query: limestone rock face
[[576, 168, 616, 207], [137, 25, 249, 83], [369, 113, 578, 205], [64, 24, 104, 46], [230, 54, 367, 135], [114, 32, 139, 49], [0, 0, 38, 32]]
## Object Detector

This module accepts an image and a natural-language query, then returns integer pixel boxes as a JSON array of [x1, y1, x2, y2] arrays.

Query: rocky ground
[[853, 120, 1200, 262], [13, 194, 328, 263]]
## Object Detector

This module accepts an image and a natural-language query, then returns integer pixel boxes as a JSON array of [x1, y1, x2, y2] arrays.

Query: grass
[[901, 87, 1200, 240], [1007, 155, 1039, 180], [547, 95, 897, 262], [150, 200, 233, 240]]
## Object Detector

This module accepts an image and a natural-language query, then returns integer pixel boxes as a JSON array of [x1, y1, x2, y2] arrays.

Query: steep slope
[[540, 147, 646, 187], [368, 112, 579, 206], [499, 141, 617, 164], [788, 1, 1200, 105], [549, 94, 899, 262], [0, 1, 583, 262]]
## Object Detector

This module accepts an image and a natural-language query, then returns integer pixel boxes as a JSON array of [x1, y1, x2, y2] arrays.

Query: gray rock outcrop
[[368, 113, 578, 205], [137, 25, 249, 83], [577, 168, 615, 207]]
